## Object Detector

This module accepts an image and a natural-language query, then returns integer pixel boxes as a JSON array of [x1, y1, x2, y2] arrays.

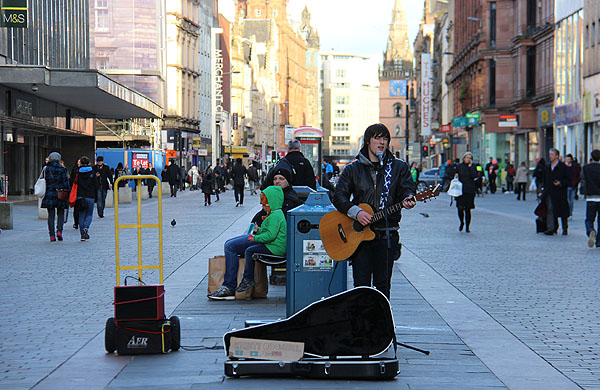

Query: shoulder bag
[[69, 173, 79, 208], [34, 168, 46, 198]]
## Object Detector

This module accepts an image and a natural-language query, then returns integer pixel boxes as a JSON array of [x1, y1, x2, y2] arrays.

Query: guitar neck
[[371, 200, 407, 224]]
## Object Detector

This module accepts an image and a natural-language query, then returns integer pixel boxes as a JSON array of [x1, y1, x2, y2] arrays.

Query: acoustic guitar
[[319, 185, 440, 261]]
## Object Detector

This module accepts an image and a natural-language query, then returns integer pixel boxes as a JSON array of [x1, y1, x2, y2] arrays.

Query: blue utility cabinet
[[286, 192, 347, 317]]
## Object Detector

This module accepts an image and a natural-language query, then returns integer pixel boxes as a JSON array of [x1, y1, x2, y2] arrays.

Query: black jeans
[[516, 183, 527, 200], [585, 202, 600, 246], [47, 207, 65, 236], [169, 183, 178, 197], [350, 232, 401, 299], [234, 184, 244, 205]]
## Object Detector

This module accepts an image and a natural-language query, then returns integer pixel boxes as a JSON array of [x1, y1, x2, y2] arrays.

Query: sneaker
[[236, 202, 239, 207], [236, 278, 256, 292], [56, 232, 63, 241], [589, 231, 597, 248], [83, 228, 90, 240], [207, 286, 235, 300], [50, 235, 56, 242], [81, 236, 86, 241], [73, 223, 78, 229]]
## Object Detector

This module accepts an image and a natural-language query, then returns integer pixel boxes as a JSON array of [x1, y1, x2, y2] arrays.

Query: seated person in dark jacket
[[251, 168, 303, 229]]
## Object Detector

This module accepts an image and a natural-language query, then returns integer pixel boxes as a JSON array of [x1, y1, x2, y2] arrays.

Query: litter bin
[[292, 185, 316, 202], [286, 191, 347, 317]]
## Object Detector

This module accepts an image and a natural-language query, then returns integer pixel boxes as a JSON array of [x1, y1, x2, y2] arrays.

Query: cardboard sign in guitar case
[[223, 287, 400, 379]]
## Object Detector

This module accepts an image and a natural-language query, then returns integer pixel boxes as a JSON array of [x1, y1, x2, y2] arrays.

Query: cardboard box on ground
[[208, 256, 268, 299]]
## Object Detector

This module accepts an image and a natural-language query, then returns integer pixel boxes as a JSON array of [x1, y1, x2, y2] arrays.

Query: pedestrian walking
[[410, 162, 420, 183], [485, 157, 498, 194], [41, 152, 69, 242], [247, 162, 259, 195], [455, 152, 478, 232], [533, 158, 545, 196], [232, 158, 247, 207], [208, 186, 287, 300], [262, 139, 317, 190], [332, 123, 416, 298], [114, 162, 128, 188], [94, 156, 113, 218], [75, 156, 98, 241], [515, 162, 529, 200], [70, 159, 81, 229], [540, 148, 570, 235], [505, 161, 515, 193], [202, 165, 215, 206], [167, 159, 180, 197], [565, 154, 581, 218], [582, 149, 600, 248], [188, 165, 200, 191], [146, 163, 158, 198]]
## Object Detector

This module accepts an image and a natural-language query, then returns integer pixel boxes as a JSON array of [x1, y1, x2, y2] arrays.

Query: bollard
[[151, 185, 159, 198], [140, 185, 149, 200], [161, 183, 170, 195], [0, 202, 13, 229], [118, 187, 132, 204], [105, 189, 114, 208]]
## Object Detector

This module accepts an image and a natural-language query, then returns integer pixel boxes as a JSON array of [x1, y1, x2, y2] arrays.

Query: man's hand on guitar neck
[[402, 197, 417, 210], [357, 210, 373, 226]]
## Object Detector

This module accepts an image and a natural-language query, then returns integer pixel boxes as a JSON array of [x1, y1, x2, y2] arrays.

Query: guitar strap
[[379, 159, 393, 210]]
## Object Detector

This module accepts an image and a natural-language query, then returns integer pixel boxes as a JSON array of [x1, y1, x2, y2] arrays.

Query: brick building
[[449, 0, 554, 167]]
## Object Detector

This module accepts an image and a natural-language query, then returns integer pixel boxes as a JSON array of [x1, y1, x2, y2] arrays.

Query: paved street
[[0, 187, 597, 389]]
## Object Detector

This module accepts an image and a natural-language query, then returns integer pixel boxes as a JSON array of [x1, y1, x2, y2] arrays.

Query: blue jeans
[[585, 202, 600, 247], [97, 188, 107, 216], [78, 197, 95, 236], [567, 187, 576, 216], [223, 235, 271, 290]]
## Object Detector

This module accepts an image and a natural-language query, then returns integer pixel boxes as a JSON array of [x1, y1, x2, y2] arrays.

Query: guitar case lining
[[223, 287, 399, 379]]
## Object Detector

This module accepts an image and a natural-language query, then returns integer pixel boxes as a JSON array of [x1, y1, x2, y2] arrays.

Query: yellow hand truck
[[104, 175, 181, 355]]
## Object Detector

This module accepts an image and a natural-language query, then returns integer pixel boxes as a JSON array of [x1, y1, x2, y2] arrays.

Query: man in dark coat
[[146, 162, 158, 198], [540, 148, 570, 235], [261, 139, 317, 190], [167, 159, 180, 197], [231, 158, 248, 207], [484, 157, 499, 194], [582, 149, 600, 247], [94, 156, 113, 218]]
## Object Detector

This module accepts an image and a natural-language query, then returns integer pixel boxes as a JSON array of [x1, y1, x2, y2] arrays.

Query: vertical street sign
[[211, 27, 223, 167], [421, 53, 432, 137], [0, 0, 27, 28]]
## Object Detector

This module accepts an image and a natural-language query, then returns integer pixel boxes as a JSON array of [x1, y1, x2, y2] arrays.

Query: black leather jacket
[[333, 148, 416, 230]]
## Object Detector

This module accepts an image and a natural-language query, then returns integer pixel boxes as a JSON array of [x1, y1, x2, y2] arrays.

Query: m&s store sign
[[1, 0, 27, 28]]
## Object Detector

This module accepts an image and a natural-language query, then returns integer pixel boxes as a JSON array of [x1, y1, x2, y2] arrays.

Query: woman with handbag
[[75, 156, 98, 241], [41, 152, 69, 241], [455, 152, 478, 232]]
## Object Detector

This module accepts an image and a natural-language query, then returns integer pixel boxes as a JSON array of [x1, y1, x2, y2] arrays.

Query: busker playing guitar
[[332, 124, 416, 298]]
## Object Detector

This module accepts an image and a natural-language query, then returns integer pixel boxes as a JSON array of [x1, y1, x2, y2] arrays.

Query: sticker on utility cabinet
[[302, 240, 333, 271]]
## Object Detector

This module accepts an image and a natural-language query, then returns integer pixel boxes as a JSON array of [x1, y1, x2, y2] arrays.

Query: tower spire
[[383, 0, 413, 72]]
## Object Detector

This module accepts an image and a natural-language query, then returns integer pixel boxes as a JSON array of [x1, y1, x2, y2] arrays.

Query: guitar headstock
[[414, 184, 441, 202]]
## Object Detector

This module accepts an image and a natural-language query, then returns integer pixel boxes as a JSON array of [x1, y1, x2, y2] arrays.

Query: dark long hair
[[362, 123, 391, 149]]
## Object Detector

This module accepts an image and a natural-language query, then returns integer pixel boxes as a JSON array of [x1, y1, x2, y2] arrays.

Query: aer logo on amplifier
[[127, 336, 148, 348]]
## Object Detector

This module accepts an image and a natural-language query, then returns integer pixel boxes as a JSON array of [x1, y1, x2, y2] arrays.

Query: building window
[[586, 25, 589, 49], [526, 0, 536, 31], [335, 96, 348, 105], [333, 123, 349, 132], [96, 57, 109, 70], [395, 124, 402, 137], [335, 109, 347, 118], [393, 103, 402, 117], [255, 9, 262, 17], [593, 23, 596, 47], [332, 149, 350, 156], [332, 136, 350, 145], [272, 9, 278, 17], [336, 69, 346, 78], [526, 46, 536, 97], [489, 59, 496, 105], [95, 0, 109, 32], [490, 2, 496, 47]]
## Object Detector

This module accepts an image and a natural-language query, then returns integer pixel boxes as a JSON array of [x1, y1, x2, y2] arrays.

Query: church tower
[[383, 0, 413, 72]]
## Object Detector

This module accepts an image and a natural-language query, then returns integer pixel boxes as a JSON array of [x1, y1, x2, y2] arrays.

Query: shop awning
[[0, 66, 162, 119]]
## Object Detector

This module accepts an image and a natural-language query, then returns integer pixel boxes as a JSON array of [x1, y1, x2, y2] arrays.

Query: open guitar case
[[223, 287, 400, 379]]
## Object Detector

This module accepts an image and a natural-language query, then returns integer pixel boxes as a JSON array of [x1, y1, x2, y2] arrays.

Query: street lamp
[[467, 16, 482, 28]]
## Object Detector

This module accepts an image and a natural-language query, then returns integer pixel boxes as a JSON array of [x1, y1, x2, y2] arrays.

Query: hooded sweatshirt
[[253, 186, 287, 256]]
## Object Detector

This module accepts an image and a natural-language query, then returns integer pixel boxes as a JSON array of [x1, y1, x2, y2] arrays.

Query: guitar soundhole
[[353, 220, 364, 232]]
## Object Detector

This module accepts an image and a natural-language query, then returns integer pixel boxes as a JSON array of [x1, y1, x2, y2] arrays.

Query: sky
[[218, 0, 426, 63]]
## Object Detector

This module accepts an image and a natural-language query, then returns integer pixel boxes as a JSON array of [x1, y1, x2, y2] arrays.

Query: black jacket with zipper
[[333, 148, 416, 230]]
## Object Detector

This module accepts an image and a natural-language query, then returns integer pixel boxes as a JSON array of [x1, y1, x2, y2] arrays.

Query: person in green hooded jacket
[[208, 185, 287, 300]]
